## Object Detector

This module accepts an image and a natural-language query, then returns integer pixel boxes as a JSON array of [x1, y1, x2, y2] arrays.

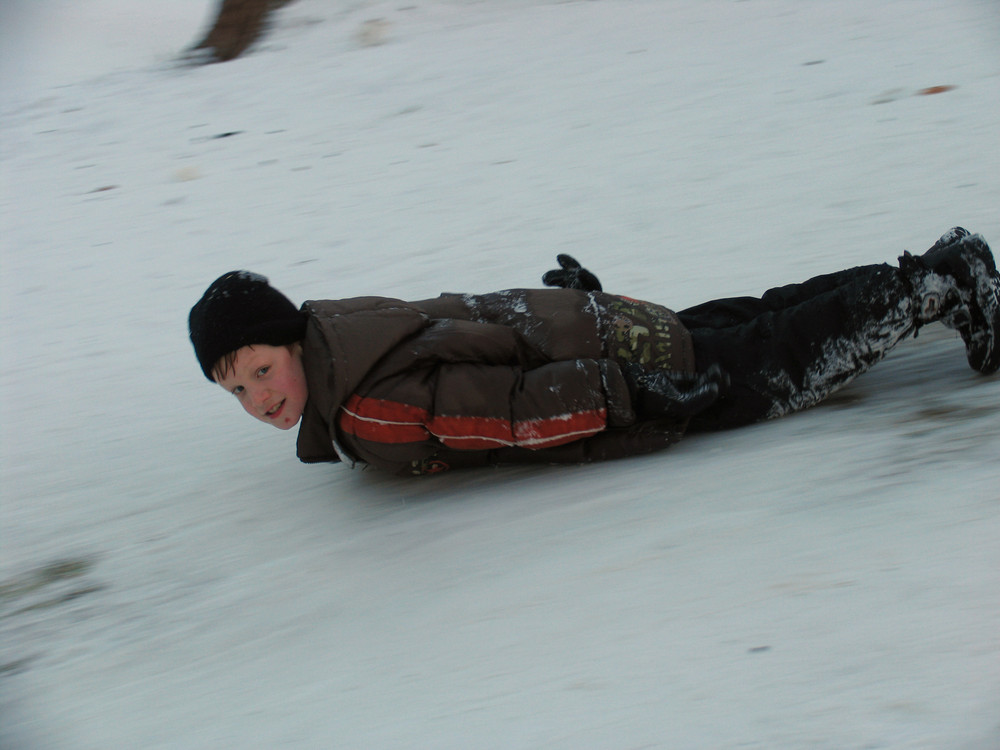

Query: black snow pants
[[677, 263, 918, 431]]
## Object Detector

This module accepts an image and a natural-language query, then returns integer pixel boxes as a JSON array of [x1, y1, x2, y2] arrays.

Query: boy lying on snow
[[189, 228, 999, 476]]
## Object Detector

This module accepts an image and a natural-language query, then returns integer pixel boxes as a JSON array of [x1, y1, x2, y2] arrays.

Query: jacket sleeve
[[335, 319, 637, 469]]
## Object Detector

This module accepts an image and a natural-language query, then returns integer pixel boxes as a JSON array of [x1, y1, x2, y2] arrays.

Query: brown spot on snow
[[917, 85, 957, 96]]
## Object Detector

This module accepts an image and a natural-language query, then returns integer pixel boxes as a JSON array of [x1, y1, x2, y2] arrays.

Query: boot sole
[[956, 235, 1000, 374]]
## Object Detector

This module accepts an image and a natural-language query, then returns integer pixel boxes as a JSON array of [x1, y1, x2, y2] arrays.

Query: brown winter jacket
[[295, 288, 695, 476]]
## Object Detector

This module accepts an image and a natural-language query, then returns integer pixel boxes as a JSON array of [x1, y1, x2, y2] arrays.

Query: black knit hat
[[189, 270, 307, 381]]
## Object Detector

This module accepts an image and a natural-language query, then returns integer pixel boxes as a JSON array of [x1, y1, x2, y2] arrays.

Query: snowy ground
[[2, 1, 999, 748]]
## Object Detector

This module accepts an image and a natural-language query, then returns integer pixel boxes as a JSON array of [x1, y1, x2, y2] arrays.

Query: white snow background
[[2, 0, 999, 748]]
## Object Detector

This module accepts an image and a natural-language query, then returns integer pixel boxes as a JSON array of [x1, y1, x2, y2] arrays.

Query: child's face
[[214, 344, 308, 430]]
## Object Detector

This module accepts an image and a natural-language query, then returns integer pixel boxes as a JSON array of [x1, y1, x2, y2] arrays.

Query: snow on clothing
[[295, 289, 696, 475], [679, 263, 920, 431]]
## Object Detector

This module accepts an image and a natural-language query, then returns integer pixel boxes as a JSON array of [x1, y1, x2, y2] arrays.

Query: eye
[[231, 385, 245, 396], [256, 366, 269, 378]]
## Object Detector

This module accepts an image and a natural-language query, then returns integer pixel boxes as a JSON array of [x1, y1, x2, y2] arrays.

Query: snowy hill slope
[[2, 1, 999, 748]]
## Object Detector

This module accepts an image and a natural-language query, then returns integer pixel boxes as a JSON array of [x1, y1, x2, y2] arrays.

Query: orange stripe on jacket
[[339, 395, 431, 444], [340, 395, 607, 450], [512, 409, 607, 448]]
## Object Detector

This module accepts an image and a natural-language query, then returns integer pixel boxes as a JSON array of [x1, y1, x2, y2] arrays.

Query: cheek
[[239, 398, 265, 421], [289, 366, 309, 405], [293, 376, 309, 405]]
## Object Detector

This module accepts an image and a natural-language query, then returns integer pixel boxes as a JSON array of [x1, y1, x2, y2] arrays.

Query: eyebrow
[[235, 354, 270, 377]]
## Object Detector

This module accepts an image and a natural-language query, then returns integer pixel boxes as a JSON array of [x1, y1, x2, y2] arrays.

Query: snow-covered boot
[[899, 227, 1000, 374]]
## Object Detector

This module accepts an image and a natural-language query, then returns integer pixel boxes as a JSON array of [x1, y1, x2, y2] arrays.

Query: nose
[[249, 384, 271, 407]]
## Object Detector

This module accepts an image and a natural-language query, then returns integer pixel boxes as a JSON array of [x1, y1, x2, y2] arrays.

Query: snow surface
[[2, 0, 999, 748]]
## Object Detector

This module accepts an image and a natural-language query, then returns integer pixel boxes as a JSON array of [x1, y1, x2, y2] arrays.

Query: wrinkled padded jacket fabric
[[295, 288, 694, 476]]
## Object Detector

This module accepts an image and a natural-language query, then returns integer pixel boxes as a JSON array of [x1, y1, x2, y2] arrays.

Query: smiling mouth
[[265, 400, 285, 418]]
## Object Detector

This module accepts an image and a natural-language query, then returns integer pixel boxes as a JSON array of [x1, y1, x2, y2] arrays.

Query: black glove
[[542, 254, 603, 292], [624, 364, 729, 420]]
